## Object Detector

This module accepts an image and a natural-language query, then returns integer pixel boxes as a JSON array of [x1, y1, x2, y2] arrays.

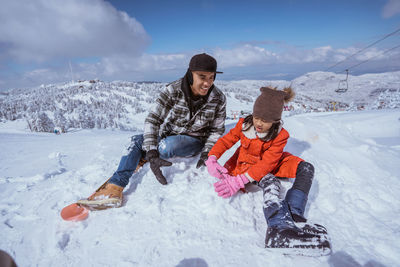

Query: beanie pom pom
[[283, 87, 295, 103]]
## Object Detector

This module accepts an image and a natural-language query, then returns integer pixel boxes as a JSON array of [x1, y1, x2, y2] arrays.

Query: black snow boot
[[264, 200, 331, 256], [260, 174, 331, 256], [285, 188, 329, 237], [264, 200, 325, 245]]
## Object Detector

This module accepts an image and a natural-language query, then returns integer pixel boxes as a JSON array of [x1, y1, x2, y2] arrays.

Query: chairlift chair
[[335, 69, 349, 93]]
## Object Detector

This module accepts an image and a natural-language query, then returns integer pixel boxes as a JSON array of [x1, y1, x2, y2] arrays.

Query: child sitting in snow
[[205, 86, 329, 251]]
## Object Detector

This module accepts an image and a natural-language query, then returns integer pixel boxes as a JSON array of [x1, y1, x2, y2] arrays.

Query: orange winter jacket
[[208, 118, 303, 182]]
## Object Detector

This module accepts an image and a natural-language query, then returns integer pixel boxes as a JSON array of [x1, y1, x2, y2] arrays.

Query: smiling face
[[190, 71, 215, 96], [253, 116, 273, 133]]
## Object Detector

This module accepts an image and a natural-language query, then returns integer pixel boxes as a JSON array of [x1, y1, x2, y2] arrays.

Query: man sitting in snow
[[78, 53, 226, 209]]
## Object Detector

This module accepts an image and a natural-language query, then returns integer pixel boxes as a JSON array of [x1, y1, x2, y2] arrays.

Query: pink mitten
[[205, 156, 228, 179], [214, 174, 249, 198]]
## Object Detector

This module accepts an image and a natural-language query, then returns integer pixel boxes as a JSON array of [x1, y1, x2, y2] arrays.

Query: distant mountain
[[291, 71, 400, 109], [0, 71, 399, 132], [217, 71, 400, 112]]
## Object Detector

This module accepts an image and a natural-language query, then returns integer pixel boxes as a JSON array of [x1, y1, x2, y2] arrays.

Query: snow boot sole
[[76, 198, 122, 210], [265, 226, 332, 257]]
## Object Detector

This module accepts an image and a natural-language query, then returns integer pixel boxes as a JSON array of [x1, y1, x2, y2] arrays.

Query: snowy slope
[[1, 71, 399, 134], [1, 109, 399, 267]]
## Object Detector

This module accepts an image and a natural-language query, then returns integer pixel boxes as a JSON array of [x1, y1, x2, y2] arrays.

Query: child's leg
[[261, 163, 330, 252], [292, 161, 314, 195], [272, 153, 315, 222], [259, 172, 327, 251], [259, 173, 281, 212], [285, 161, 315, 222], [259, 174, 295, 229]]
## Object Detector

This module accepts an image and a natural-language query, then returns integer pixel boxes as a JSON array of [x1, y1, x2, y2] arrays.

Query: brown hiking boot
[[135, 158, 147, 172], [77, 158, 146, 210], [77, 183, 123, 210]]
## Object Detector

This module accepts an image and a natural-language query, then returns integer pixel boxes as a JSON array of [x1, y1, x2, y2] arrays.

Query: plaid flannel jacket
[[143, 79, 226, 155]]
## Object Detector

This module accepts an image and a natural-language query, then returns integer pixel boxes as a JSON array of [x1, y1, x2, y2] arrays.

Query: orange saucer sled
[[60, 178, 111, 222], [60, 203, 89, 221]]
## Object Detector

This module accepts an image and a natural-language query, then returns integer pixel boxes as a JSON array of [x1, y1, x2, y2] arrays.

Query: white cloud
[[212, 44, 337, 66], [333, 47, 358, 62], [355, 48, 386, 61], [2, 43, 400, 91], [331, 46, 399, 63], [22, 68, 70, 84], [101, 53, 188, 76], [215, 44, 277, 67], [276, 46, 334, 64], [382, 0, 400, 18], [0, 0, 150, 62], [302, 46, 333, 63]]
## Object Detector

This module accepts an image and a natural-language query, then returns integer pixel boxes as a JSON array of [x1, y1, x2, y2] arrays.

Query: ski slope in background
[[0, 109, 399, 267]]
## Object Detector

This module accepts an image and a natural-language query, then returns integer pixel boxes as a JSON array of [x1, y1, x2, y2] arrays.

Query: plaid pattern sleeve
[[143, 84, 176, 151], [202, 91, 226, 154]]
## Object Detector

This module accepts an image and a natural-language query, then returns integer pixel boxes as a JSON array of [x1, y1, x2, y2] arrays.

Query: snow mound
[[1, 109, 399, 266]]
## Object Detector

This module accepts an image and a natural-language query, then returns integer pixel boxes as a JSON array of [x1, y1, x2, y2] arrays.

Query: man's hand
[[146, 150, 172, 185], [196, 152, 208, 169]]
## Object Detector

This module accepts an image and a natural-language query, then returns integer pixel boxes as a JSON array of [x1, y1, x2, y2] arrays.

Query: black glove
[[146, 150, 172, 185], [196, 152, 209, 169]]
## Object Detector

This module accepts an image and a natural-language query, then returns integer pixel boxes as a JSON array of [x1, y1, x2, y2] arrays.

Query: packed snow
[[1, 107, 399, 266]]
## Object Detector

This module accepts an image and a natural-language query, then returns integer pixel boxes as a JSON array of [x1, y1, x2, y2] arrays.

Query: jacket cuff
[[200, 152, 209, 160], [244, 172, 256, 183], [146, 149, 159, 160]]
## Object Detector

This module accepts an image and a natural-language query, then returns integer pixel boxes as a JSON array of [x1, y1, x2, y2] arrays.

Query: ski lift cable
[[345, 43, 400, 71], [325, 27, 400, 72], [333, 44, 400, 94]]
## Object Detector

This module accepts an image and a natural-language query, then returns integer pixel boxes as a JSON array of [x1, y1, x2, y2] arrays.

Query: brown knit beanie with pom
[[253, 86, 295, 122]]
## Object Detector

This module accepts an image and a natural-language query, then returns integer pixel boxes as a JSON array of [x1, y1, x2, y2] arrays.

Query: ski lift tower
[[335, 69, 349, 93]]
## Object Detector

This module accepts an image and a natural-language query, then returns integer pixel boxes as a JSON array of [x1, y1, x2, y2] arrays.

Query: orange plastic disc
[[61, 203, 89, 221]]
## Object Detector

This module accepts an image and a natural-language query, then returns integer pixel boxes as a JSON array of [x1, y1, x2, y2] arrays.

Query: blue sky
[[111, 0, 394, 51], [1, 0, 400, 90]]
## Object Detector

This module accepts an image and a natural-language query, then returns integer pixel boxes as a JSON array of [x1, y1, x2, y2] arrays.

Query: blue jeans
[[109, 134, 204, 187]]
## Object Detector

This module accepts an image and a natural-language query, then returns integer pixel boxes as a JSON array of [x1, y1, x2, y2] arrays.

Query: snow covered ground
[[1, 109, 399, 267]]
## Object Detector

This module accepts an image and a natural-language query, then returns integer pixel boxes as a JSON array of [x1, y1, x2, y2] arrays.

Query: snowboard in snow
[[265, 222, 332, 257]]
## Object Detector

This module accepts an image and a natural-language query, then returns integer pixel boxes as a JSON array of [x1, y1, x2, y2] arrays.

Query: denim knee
[[158, 138, 173, 158], [158, 135, 203, 159], [109, 134, 145, 188], [129, 134, 145, 152]]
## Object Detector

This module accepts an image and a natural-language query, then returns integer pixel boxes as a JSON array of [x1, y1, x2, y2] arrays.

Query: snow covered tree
[[28, 112, 55, 132], [54, 111, 67, 133]]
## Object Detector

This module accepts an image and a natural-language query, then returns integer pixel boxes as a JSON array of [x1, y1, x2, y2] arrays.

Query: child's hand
[[205, 156, 228, 179], [214, 174, 249, 198]]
